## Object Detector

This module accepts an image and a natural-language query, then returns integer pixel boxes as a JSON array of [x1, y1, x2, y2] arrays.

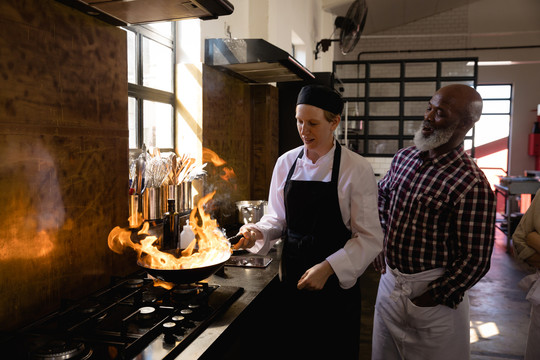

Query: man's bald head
[[435, 84, 483, 130]]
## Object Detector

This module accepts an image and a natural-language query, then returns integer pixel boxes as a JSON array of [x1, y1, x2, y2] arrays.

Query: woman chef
[[235, 84, 383, 359]]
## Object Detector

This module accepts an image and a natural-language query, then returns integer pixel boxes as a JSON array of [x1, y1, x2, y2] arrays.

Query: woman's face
[[296, 104, 339, 155]]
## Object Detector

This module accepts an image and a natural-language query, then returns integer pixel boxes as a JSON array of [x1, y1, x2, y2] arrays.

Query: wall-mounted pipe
[[357, 44, 540, 60]]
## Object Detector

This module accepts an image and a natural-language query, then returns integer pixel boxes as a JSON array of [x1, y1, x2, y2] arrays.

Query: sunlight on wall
[[176, 20, 204, 200], [476, 149, 509, 189]]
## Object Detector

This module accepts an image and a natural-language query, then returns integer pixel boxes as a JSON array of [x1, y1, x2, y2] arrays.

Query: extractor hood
[[204, 38, 315, 83], [56, 0, 234, 26]]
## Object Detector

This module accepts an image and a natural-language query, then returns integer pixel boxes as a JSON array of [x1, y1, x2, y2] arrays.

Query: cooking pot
[[236, 200, 267, 224]]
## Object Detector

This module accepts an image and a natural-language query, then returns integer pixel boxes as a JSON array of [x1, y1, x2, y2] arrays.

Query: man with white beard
[[372, 84, 496, 360]]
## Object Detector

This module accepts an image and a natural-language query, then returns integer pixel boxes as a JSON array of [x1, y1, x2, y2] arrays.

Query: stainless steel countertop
[[175, 249, 280, 359]]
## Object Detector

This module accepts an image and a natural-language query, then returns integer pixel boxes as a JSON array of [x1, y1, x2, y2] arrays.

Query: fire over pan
[[137, 234, 243, 284]]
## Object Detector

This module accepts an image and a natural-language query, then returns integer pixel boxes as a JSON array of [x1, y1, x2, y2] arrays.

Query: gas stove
[[3, 271, 243, 360]]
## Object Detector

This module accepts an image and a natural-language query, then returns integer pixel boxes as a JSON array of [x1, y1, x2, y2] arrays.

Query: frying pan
[[138, 234, 244, 284], [138, 259, 228, 284]]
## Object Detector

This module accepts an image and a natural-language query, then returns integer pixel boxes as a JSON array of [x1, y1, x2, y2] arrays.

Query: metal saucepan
[[235, 200, 267, 224], [138, 234, 244, 283]]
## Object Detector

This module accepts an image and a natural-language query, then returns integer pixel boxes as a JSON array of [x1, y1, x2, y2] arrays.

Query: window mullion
[[128, 23, 175, 151]]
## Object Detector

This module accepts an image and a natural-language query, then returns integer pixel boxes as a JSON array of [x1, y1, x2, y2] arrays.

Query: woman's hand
[[234, 225, 263, 250], [372, 251, 386, 274], [297, 260, 334, 291]]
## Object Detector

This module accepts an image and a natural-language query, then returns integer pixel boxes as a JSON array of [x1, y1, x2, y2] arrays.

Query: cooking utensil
[[136, 156, 145, 195], [137, 233, 244, 284], [227, 233, 244, 245], [138, 256, 229, 284], [129, 194, 139, 228]]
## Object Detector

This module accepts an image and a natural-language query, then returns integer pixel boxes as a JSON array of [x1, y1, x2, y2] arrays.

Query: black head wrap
[[296, 84, 344, 115]]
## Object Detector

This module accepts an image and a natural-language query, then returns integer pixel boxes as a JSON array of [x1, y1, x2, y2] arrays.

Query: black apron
[[277, 142, 361, 359]]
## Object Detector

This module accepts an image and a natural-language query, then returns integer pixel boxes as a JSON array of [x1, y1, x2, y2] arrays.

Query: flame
[[202, 147, 237, 188], [203, 148, 227, 167], [107, 191, 232, 271], [152, 278, 175, 290], [220, 167, 236, 182]]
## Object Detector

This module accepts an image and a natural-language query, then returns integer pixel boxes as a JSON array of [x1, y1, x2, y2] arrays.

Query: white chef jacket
[[248, 141, 383, 289]]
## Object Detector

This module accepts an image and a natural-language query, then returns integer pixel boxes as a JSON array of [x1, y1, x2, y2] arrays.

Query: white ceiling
[[322, 0, 481, 35]]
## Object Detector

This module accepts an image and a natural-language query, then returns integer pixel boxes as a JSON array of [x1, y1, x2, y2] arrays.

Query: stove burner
[[79, 300, 100, 315], [173, 284, 199, 296], [124, 278, 144, 289], [140, 290, 158, 303], [30, 340, 92, 360], [6, 271, 243, 360]]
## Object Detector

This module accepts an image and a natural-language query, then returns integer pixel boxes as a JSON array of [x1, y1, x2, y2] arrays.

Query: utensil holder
[[160, 182, 192, 213], [143, 187, 162, 220], [180, 181, 192, 212], [129, 194, 140, 228]]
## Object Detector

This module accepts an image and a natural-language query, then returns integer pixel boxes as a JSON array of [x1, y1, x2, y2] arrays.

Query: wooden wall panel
[[202, 65, 251, 204], [251, 85, 279, 200], [202, 65, 279, 226], [0, 0, 135, 331]]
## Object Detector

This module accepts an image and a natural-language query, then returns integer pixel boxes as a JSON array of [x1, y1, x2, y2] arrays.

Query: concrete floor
[[359, 228, 533, 360]]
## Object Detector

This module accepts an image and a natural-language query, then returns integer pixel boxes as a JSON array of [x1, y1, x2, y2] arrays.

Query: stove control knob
[[180, 308, 193, 318], [163, 322, 177, 344], [180, 309, 195, 328], [171, 315, 186, 335]]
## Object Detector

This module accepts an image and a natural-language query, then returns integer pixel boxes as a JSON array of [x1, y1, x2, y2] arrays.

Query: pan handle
[[227, 234, 244, 245]]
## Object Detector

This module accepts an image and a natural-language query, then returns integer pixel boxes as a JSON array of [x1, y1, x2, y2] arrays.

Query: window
[[125, 23, 176, 151], [333, 58, 478, 156], [467, 84, 512, 188]]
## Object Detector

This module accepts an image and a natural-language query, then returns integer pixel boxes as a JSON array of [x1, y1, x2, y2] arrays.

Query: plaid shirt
[[378, 145, 496, 308]]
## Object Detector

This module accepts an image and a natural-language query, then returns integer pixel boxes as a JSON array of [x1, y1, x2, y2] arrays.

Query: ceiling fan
[[315, 0, 368, 59]]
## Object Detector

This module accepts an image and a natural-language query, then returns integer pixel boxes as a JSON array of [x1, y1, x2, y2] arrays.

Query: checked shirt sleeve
[[377, 158, 396, 235], [428, 179, 496, 308]]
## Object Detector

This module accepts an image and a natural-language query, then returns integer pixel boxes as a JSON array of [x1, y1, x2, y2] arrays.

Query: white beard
[[413, 122, 458, 152]]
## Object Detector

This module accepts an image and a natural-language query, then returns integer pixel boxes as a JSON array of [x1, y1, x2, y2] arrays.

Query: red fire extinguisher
[[528, 105, 540, 170]]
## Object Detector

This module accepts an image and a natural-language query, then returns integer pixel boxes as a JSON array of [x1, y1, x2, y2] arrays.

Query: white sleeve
[[326, 155, 384, 289]]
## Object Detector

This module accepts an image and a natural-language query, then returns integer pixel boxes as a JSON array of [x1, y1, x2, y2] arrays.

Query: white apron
[[372, 265, 470, 360], [518, 269, 540, 360]]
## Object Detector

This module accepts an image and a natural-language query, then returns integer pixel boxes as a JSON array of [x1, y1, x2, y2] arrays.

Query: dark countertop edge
[[174, 250, 281, 359]]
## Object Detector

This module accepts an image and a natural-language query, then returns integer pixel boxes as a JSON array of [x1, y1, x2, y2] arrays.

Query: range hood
[[204, 38, 315, 83], [56, 0, 234, 26]]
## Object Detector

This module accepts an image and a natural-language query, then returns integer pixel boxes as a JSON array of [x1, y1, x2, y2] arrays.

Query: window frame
[[471, 83, 512, 167], [333, 57, 479, 157], [125, 23, 176, 152]]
